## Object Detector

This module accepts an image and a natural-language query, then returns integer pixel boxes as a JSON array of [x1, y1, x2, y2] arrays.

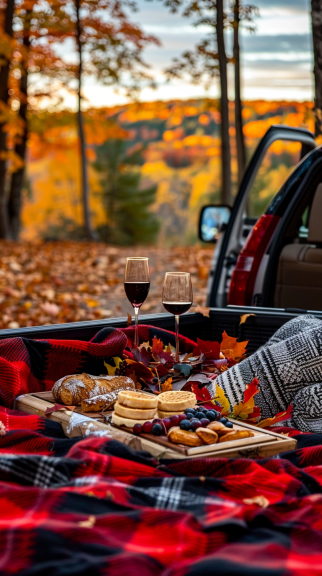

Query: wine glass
[[124, 257, 150, 348], [162, 272, 193, 362]]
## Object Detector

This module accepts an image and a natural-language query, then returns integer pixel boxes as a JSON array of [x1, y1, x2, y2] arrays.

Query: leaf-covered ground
[[0, 241, 213, 329]]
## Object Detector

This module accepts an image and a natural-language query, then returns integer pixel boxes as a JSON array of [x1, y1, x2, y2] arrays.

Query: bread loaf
[[52, 373, 135, 406], [81, 387, 134, 413]]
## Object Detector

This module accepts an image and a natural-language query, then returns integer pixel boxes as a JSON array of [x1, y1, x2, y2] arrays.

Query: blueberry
[[185, 412, 194, 420], [191, 419, 202, 431], [195, 411, 205, 420], [152, 423, 163, 436], [225, 421, 233, 428], [206, 411, 217, 421], [219, 417, 228, 425], [185, 409, 195, 416], [180, 419, 192, 431]]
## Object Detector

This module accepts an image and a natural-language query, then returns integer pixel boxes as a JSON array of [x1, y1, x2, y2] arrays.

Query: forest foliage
[[22, 98, 315, 246]]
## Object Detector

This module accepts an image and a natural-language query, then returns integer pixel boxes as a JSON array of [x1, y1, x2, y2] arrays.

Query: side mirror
[[198, 205, 231, 243]]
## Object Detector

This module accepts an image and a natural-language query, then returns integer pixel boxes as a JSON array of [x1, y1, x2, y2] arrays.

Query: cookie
[[218, 430, 254, 443], [195, 427, 218, 445], [168, 426, 203, 447]]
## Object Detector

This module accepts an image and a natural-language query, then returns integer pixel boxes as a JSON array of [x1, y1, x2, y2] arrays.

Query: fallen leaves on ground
[[0, 241, 212, 329]]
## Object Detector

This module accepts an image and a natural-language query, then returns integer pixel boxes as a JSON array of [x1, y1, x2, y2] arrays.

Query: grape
[[153, 418, 162, 424], [133, 423, 143, 435], [191, 420, 201, 431], [143, 421, 153, 434], [170, 415, 180, 426], [178, 414, 187, 422], [200, 418, 210, 427], [163, 418, 172, 430]]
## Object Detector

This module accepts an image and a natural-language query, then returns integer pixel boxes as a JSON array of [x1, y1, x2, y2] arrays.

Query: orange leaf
[[152, 336, 163, 355], [220, 330, 248, 361], [240, 313, 256, 325], [127, 313, 132, 326], [244, 378, 260, 403], [161, 377, 172, 392], [257, 405, 293, 428], [194, 305, 210, 318]]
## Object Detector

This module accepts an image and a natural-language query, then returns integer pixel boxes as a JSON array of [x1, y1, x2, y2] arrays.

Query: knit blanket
[[216, 315, 322, 432], [0, 403, 322, 575]]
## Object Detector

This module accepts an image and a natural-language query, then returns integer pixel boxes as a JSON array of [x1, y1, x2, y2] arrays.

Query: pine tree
[[95, 139, 160, 245]]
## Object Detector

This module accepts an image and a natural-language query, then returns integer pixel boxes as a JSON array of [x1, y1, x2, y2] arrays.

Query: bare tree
[[312, 0, 322, 136]]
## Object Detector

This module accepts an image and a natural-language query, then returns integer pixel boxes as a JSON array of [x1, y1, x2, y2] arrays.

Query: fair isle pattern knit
[[215, 315, 322, 433]]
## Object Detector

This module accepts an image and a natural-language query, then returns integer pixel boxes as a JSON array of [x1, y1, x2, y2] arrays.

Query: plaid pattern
[[0, 325, 196, 408], [0, 412, 321, 575], [0, 321, 322, 573]]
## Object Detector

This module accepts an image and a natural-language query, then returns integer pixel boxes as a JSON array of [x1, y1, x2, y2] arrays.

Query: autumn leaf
[[240, 313, 256, 325], [139, 341, 151, 351], [244, 378, 260, 404], [220, 331, 248, 361], [257, 405, 293, 428], [214, 383, 231, 415], [194, 305, 210, 318], [127, 313, 132, 326], [104, 357, 122, 375], [193, 338, 220, 359], [161, 377, 173, 392], [125, 359, 154, 382], [191, 383, 212, 402], [152, 336, 164, 355], [131, 346, 152, 366], [45, 403, 75, 414]]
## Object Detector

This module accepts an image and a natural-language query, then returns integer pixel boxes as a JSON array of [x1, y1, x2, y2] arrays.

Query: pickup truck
[[199, 125, 321, 312]]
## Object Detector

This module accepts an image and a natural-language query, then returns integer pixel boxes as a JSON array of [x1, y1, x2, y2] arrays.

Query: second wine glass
[[124, 257, 150, 348], [162, 272, 193, 362]]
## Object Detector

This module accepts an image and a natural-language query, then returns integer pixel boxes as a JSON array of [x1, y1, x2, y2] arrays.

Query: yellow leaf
[[240, 313, 256, 325], [104, 357, 122, 375], [214, 384, 230, 415], [161, 377, 172, 392], [85, 298, 98, 308]]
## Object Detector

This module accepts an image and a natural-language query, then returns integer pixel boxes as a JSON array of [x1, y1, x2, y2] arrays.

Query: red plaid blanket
[[0, 326, 321, 575]]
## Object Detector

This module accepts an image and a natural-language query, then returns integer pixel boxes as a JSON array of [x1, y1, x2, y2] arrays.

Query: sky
[[73, 0, 313, 106]]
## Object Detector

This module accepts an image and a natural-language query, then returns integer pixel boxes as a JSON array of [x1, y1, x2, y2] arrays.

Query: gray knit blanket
[[215, 315, 322, 433]]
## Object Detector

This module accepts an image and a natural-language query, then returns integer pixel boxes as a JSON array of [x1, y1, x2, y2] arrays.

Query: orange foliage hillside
[[22, 99, 315, 245]]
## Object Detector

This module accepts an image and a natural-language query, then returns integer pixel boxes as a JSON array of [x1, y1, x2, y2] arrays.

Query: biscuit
[[218, 430, 254, 443]]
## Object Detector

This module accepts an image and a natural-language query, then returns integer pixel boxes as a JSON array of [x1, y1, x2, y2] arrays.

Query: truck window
[[247, 140, 302, 218]]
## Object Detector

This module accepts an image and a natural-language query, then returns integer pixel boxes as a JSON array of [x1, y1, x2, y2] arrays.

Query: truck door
[[204, 125, 316, 307]]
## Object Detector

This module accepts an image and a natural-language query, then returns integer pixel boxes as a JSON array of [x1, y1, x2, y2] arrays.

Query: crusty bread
[[195, 427, 218, 445], [157, 391, 196, 412], [81, 387, 134, 413], [168, 426, 203, 447], [117, 390, 158, 409], [52, 373, 135, 406], [114, 401, 157, 420]]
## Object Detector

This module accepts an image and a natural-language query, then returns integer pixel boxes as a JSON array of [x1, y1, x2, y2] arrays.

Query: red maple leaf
[[244, 378, 260, 404], [191, 383, 212, 402], [193, 338, 220, 359]]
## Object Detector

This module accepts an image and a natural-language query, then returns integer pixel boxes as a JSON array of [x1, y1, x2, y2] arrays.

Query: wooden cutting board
[[15, 391, 297, 459]]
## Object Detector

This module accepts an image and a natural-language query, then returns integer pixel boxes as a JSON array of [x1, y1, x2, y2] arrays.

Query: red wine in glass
[[162, 302, 192, 315], [124, 258, 150, 348], [162, 272, 193, 362], [124, 282, 150, 308]]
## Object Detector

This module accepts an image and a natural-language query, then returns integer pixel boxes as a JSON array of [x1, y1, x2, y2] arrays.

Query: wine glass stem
[[134, 306, 139, 348], [175, 314, 180, 362]]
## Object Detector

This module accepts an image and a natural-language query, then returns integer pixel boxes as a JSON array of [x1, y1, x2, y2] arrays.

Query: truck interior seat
[[274, 183, 322, 310]]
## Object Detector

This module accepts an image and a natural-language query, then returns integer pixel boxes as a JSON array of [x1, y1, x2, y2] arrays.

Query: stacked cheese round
[[157, 391, 196, 418], [112, 390, 158, 428]]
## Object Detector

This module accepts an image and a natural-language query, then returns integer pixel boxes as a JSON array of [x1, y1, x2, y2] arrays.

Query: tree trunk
[[75, 0, 95, 240], [0, 0, 15, 239], [7, 9, 31, 240], [233, 0, 246, 183], [217, 0, 232, 205], [312, 0, 322, 136]]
